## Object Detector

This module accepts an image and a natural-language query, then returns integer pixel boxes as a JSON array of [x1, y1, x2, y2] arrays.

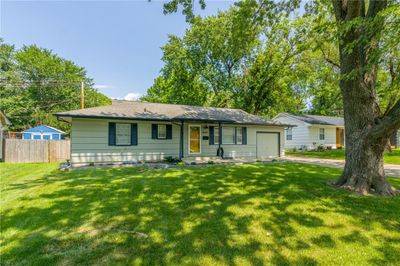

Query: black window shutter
[[152, 124, 158, 139], [131, 124, 138, 145], [109, 122, 116, 146], [242, 127, 247, 145], [166, 124, 172, 139], [219, 126, 222, 144], [209, 126, 214, 145], [235, 127, 238, 144]]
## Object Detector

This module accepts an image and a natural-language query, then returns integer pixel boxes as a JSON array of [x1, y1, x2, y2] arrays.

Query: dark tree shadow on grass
[[1, 163, 399, 265]]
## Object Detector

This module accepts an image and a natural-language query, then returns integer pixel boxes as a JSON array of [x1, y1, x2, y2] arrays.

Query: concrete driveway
[[285, 156, 400, 178]]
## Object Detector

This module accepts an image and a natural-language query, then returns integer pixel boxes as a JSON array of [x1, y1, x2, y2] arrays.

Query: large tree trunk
[[332, 0, 400, 195], [336, 132, 395, 195]]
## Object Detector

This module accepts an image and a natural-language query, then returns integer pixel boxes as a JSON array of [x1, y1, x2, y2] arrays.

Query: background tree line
[[157, 0, 400, 195], [143, 0, 398, 119], [0, 41, 111, 132]]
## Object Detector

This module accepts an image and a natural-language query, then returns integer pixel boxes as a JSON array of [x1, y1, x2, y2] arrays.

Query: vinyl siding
[[70, 118, 284, 166], [71, 118, 180, 166], [397, 130, 400, 146], [274, 114, 311, 149], [274, 114, 343, 150], [0, 128, 3, 160], [309, 126, 337, 148], [183, 124, 284, 158]]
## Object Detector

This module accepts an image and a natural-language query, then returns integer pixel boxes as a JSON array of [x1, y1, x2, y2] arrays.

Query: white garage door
[[256, 132, 280, 158]]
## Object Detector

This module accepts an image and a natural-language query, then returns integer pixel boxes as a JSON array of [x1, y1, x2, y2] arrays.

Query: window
[[222, 127, 235, 144], [214, 127, 220, 144], [319, 128, 325, 140], [116, 123, 131, 145], [158, 124, 167, 139], [236, 127, 243, 144], [286, 128, 293, 140]]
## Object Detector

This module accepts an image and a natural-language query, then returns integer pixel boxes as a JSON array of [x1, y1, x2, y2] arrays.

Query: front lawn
[[1, 163, 399, 265], [286, 148, 400, 165]]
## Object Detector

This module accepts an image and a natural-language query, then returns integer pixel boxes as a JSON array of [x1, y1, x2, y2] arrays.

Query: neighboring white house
[[274, 113, 345, 150], [55, 101, 291, 167], [391, 129, 400, 148]]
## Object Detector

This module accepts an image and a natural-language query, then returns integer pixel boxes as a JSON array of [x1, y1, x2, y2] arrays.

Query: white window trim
[[222, 126, 236, 145], [236, 127, 243, 144], [188, 125, 202, 155], [157, 124, 167, 139], [214, 126, 220, 145], [319, 128, 325, 140], [116, 123, 131, 146], [31, 133, 52, 140], [286, 128, 293, 141]]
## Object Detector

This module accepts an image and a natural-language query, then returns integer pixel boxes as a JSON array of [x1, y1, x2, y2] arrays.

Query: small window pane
[[158, 125, 166, 139], [222, 127, 235, 144], [236, 127, 243, 144], [116, 124, 131, 145], [319, 128, 325, 140], [214, 127, 220, 144], [286, 128, 292, 140]]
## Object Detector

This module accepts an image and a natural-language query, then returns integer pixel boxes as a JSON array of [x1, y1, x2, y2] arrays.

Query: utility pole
[[81, 81, 85, 109]]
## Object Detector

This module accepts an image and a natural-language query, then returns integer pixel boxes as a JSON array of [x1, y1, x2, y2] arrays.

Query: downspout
[[179, 120, 184, 160], [218, 122, 223, 159]]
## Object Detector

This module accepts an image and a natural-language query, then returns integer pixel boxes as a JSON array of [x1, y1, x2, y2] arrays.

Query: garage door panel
[[256, 133, 279, 158]]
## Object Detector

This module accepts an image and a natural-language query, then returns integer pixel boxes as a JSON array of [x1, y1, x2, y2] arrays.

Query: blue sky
[[1, 0, 234, 100]]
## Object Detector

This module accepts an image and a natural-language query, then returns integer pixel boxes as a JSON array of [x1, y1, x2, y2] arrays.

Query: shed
[[22, 125, 65, 140]]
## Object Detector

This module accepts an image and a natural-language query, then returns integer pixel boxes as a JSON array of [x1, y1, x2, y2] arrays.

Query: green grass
[[286, 149, 400, 165], [1, 163, 400, 265]]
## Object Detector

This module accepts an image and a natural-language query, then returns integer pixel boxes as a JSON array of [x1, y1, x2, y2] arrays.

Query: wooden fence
[[3, 139, 70, 163]]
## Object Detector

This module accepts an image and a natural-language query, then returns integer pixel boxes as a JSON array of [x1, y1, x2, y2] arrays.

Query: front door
[[189, 125, 201, 154]]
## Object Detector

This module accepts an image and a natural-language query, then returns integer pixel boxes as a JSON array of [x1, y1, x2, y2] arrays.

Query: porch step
[[183, 156, 221, 162]]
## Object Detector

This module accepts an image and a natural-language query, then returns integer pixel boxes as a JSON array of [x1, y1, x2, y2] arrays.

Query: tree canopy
[[157, 0, 400, 195], [0, 41, 111, 132], [143, 2, 308, 117], [148, 0, 399, 120]]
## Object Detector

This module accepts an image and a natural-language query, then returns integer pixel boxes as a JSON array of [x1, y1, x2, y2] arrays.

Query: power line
[[0, 81, 86, 85]]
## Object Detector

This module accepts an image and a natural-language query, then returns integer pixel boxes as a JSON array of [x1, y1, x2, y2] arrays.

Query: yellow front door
[[189, 126, 201, 154]]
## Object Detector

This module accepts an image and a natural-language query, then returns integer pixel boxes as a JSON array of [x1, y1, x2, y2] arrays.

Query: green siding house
[[56, 101, 290, 167]]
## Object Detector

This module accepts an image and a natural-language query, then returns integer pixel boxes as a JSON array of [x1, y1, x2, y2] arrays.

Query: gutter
[[54, 114, 292, 127]]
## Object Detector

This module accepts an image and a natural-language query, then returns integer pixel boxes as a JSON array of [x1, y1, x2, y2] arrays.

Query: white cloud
[[124, 92, 142, 101], [93, 84, 110, 90]]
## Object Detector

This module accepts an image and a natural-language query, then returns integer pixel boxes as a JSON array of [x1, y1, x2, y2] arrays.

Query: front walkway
[[285, 156, 400, 178]]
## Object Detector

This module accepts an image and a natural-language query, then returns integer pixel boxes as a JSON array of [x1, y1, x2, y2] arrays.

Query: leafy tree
[[235, 15, 308, 116], [0, 41, 111, 133], [161, 0, 400, 195], [330, 1, 400, 195], [144, 3, 308, 116]]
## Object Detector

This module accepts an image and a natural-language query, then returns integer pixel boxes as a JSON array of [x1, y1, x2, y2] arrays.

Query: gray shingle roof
[[55, 100, 289, 126], [282, 113, 344, 126]]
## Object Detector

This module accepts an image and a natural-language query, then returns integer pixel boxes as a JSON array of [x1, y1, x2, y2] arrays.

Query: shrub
[[177, 162, 186, 167], [164, 156, 181, 163], [317, 144, 325, 151], [207, 160, 214, 164], [327, 146, 332, 150]]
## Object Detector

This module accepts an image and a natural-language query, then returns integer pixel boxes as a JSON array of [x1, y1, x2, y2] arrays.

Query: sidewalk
[[285, 156, 400, 178]]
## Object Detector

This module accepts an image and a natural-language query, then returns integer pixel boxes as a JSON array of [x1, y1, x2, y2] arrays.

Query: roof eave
[[54, 114, 289, 126], [279, 113, 312, 126]]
